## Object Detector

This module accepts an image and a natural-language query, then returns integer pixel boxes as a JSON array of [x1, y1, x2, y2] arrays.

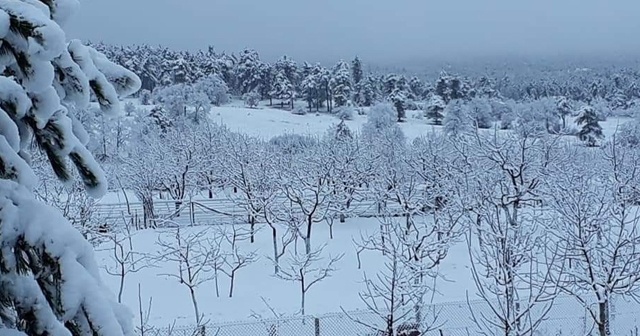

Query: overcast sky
[[67, 0, 640, 65]]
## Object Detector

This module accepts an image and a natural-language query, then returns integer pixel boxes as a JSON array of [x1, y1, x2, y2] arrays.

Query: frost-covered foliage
[[243, 91, 260, 108], [268, 134, 317, 155], [0, 1, 140, 335], [576, 105, 604, 147], [194, 74, 230, 106], [330, 60, 352, 108], [362, 103, 405, 148], [153, 83, 210, 124], [466, 97, 493, 129], [337, 106, 355, 121], [424, 95, 446, 125], [443, 99, 472, 137]]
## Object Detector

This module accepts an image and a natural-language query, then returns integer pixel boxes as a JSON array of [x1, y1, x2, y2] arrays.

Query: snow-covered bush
[[337, 106, 355, 120], [292, 104, 308, 115], [243, 91, 261, 108], [194, 74, 230, 106], [268, 134, 317, 154]]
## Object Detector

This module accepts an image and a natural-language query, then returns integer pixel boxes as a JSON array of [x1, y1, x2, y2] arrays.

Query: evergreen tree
[[0, 2, 141, 335], [270, 70, 294, 109], [257, 62, 274, 104], [555, 96, 572, 129], [443, 99, 472, 137], [301, 72, 320, 111], [409, 76, 427, 100], [576, 105, 604, 147], [425, 95, 446, 125], [235, 49, 262, 94], [351, 56, 363, 85], [331, 60, 353, 108], [274, 55, 299, 90], [389, 88, 407, 122]]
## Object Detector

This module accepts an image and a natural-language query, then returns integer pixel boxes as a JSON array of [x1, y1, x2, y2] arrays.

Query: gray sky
[[67, 0, 640, 65]]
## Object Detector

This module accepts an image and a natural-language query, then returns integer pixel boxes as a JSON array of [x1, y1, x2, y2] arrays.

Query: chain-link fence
[[138, 296, 640, 336]]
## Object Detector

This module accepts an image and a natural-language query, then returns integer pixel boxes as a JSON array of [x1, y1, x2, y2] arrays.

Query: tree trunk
[[141, 194, 156, 229], [249, 215, 256, 243], [229, 271, 235, 298], [189, 287, 200, 325], [598, 300, 610, 336], [301, 279, 306, 316], [174, 200, 182, 217], [306, 215, 313, 255], [272, 226, 280, 274]]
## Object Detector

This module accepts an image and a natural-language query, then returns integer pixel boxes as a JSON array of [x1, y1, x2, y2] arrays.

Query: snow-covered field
[[91, 101, 639, 334], [95, 217, 470, 325]]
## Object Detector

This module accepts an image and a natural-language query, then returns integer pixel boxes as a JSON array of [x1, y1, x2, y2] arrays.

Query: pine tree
[[408, 76, 426, 100], [0, 2, 141, 335], [235, 49, 262, 94], [576, 105, 604, 147], [443, 99, 472, 137], [331, 60, 352, 108], [389, 88, 407, 122], [270, 70, 294, 109], [351, 56, 363, 85], [555, 96, 572, 129], [274, 55, 299, 90], [425, 95, 446, 125]]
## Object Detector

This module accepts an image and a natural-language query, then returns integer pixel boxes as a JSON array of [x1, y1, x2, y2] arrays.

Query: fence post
[[314, 317, 320, 336]]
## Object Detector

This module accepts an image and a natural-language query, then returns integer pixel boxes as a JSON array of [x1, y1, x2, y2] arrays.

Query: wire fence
[[137, 296, 640, 336], [93, 197, 401, 229]]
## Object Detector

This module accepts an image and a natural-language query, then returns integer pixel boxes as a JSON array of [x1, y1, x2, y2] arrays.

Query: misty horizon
[[68, 0, 640, 66]]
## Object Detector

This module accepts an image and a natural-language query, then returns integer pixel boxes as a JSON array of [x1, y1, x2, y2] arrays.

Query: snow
[[95, 217, 472, 326], [209, 103, 436, 141], [202, 102, 629, 144]]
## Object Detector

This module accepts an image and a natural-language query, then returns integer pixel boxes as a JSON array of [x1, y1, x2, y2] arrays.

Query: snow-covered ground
[[95, 217, 470, 325], [93, 100, 639, 334]]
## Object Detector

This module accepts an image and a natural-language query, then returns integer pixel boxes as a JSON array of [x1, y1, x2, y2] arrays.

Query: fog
[[68, 0, 640, 65]]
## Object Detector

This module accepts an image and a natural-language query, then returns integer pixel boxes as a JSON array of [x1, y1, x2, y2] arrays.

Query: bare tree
[[156, 228, 221, 325], [263, 203, 299, 274], [217, 224, 259, 298], [545, 142, 640, 336], [136, 283, 154, 336], [278, 142, 336, 255], [157, 129, 201, 216], [222, 132, 278, 243], [276, 244, 343, 316], [101, 222, 149, 303], [121, 144, 161, 229], [460, 130, 563, 336], [350, 217, 446, 336]]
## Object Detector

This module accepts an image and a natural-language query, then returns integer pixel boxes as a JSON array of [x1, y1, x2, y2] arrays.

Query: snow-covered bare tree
[[221, 132, 278, 242], [0, 1, 141, 335], [217, 224, 258, 298], [277, 140, 337, 255], [276, 244, 342, 316], [460, 131, 564, 336], [545, 143, 640, 336], [156, 228, 222, 325], [351, 216, 446, 336]]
